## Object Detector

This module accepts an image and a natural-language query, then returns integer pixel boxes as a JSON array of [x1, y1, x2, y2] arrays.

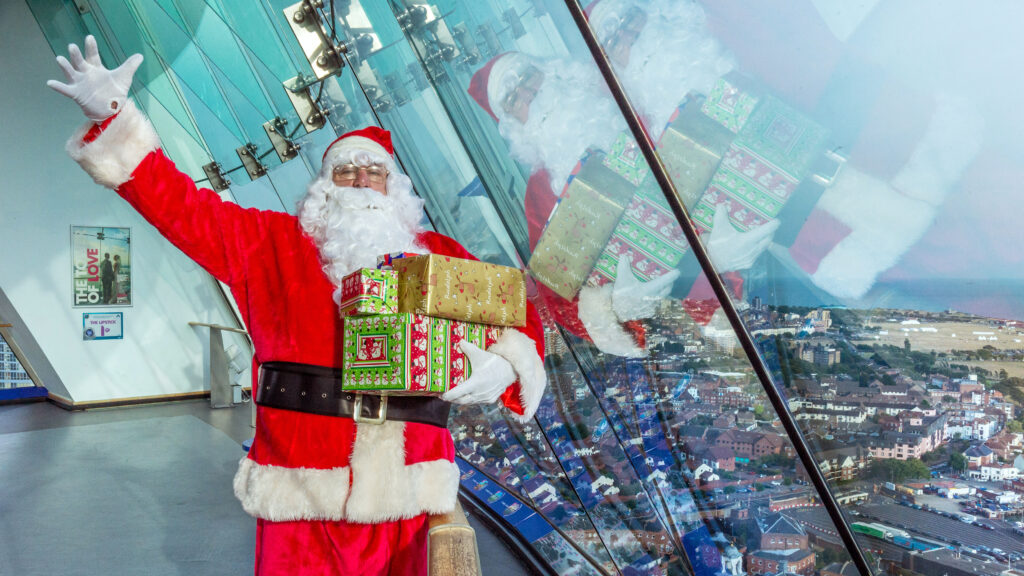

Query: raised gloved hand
[[704, 204, 779, 272], [441, 341, 517, 406], [611, 257, 680, 322], [47, 35, 143, 123]]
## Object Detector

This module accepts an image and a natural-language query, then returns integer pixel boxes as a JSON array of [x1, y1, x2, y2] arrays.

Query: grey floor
[[0, 399, 532, 575]]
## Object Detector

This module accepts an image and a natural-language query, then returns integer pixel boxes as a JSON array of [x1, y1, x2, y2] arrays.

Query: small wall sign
[[83, 312, 123, 341]]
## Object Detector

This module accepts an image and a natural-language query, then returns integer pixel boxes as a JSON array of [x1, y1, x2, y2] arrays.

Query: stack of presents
[[339, 253, 526, 395], [528, 73, 846, 300]]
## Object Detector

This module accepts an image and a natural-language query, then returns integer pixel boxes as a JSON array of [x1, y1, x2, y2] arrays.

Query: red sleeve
[[525, 169, 559, 251], [418, 231, 545, 416], [524, 169, 599, 344], [116, 150, 264, 286]]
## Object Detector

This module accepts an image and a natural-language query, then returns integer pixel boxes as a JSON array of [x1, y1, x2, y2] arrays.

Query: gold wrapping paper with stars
[[391, 254, 527, 327]]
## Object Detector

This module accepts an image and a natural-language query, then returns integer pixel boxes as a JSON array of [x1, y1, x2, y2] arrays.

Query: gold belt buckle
[[353, 394, 387, 425]]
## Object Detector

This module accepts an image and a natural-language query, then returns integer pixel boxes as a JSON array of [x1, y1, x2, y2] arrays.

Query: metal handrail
[[560, 2, 873, 575], [0, 322, 44, 389], [187, 321, 248, 335]]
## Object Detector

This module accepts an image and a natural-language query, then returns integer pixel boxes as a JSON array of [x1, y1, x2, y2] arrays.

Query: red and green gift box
[[342, 313, 501, 395], [338, 268, 399, 317]]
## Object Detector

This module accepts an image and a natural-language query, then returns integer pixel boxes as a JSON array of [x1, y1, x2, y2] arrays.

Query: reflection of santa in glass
[[469, 49, 769, 355], [50, 36, 547, 575], [587, 0, 984, 306]]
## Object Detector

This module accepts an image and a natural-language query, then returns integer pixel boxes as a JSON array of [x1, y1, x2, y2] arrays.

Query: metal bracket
[[477, 23, 500, 59], [383, 73, 410, 108], [202, 161, 231, 191], [263, 118, 300, 162], [503, 8, 526, 39], [235, 144, 267, 181], [282, 0, 346, 81], [451, 22, 481, 66], [283, 82, 328, 133]]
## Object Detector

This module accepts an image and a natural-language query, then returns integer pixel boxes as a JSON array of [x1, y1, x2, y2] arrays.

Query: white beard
[[618, 0, 735, 135], [499, 59, 626, 196], [297, 177, 423, 301]]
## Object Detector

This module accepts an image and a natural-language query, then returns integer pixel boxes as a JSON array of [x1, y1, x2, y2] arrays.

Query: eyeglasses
[[501, 65, 544, 116], [333, 164, 389, 184], [601, 7, 647, 55]]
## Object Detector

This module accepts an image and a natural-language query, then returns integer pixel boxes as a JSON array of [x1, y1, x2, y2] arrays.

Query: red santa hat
[[321, 126, 397, 172], [468, 52, 535, 123]]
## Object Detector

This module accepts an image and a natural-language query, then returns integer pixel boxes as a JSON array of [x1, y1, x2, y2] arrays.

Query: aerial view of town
[[449, 298, 1024, 576]]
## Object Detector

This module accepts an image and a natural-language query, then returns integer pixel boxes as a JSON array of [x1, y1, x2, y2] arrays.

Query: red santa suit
[[66, 103, 547, 575]]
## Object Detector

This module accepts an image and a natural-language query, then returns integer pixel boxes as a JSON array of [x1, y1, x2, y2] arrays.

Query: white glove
[[704, 204, 779, 272], [442, 341, 517, 406], [47, 35, 143, 123], [611, 258, 680, 322]]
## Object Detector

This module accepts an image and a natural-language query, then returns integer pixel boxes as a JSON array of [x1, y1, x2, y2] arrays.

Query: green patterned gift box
[[701, 75, 761, 134], [341, 313, 499, 395], [338, 268, 398, 317], [587, 183, 689, 286], [602, 133, 650, 187], [733, 95, 829, 182], [692, 95, 829, 234]]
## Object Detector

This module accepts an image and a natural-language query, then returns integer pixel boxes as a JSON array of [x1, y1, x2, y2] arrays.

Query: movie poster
[[71, 226, 131, 307]]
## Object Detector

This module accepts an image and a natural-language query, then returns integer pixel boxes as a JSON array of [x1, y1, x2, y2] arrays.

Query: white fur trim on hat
[[66, 99, 160, 189], [488, 329, 547, 422], [577, 284, 645, 357], [810, 167, 936, 301], [321, 138, 397, 176], [487, 52, 536, 122]]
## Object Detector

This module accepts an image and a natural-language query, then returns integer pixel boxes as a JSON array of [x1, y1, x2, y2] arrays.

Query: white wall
[[0, 1, 248, 403]]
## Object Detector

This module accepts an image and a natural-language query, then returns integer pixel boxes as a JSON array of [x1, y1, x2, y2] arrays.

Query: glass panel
[[390, 1, 864, 574], [0, 335, 34, 390], [575, 1, 1024, 574]]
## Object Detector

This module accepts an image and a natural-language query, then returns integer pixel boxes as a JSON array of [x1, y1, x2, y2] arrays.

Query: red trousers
[[254, 515, 428, 575]]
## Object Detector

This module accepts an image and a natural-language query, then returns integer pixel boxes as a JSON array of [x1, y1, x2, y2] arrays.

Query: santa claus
[[468, 50, 774, 356], [49, 36, 547, 575]]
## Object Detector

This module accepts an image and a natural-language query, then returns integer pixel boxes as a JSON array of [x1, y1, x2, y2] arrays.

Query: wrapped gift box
[[701, 75, 761, 133], [691, 95, 829, 234], [390, 254, 527, 327], [528, 151, 638, 300], [338, 268, 399, 317], [657, 96, 736, 210], [587, 184, 689, 287], [690, 145, 800, 233], [732, 95, 829, 182], [602, 133, 650, 187], [342, 313, 500, 395]]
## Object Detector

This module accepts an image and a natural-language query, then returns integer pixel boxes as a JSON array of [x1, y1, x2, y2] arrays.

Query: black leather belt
[[255, 361, 451, 428]]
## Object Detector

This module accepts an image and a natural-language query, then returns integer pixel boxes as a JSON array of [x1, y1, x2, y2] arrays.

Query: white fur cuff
[[811, 167, 936, 300], [578, 285, 644, 358], [489, 329, 547, 422], [233, 457, 352, 522], [66, 100, 160, 189]]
